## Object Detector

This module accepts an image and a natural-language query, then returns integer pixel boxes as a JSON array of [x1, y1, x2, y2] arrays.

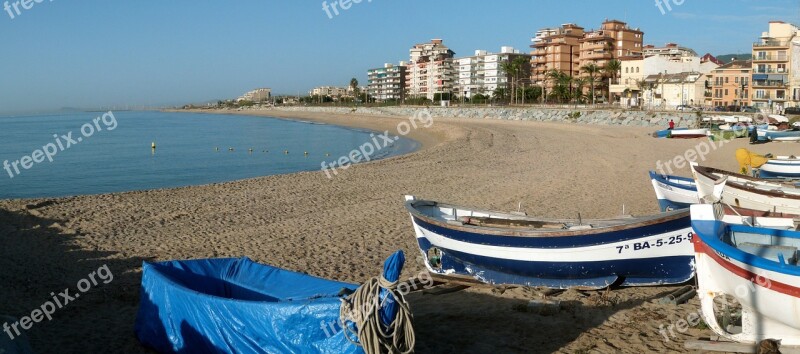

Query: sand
[[1, 108, 797, 353]]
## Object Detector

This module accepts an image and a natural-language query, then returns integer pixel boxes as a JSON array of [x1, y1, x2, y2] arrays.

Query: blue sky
[[0, 0, 797, 114]]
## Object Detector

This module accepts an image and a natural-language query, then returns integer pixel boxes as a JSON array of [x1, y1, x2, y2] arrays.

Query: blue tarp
[[134, 255, 393, 353]]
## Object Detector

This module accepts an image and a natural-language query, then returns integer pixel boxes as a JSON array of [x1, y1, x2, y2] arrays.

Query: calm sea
[[0, 111, 418, 199]]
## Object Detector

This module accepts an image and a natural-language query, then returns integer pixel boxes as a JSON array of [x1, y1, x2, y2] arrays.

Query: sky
[[0, 0, 798, 114]]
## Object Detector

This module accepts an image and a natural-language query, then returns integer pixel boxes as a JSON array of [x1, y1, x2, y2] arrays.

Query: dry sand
[[1, 108, 797, 353]]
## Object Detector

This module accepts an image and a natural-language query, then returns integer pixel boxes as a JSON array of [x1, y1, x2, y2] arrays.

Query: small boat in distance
[[669, 128, 710, 139], [691, 203, 800, 345], [649, 171, 698, 211], [404, 196, 695, 289], [761, 130, 800, 142]]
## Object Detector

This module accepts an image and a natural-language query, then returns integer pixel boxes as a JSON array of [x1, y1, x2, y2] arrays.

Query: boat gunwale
[[405, 198, 689, 238], [649, 171, 697, 192], [694, 165, 800, 200]]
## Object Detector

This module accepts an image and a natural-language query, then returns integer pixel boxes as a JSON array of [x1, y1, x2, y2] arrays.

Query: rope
[[339, 275, 415, 354]]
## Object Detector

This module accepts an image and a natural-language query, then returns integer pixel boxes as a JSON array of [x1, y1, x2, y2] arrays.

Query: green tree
[[581, 63, 601, 104]]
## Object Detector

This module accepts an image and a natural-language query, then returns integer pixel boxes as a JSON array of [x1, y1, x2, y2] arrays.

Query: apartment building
[[643, 43, 697, 60], [405, 39, 456, 100], [710, 60, 752, 108], [236, 88, 271, 102], [530, 24, 584, 88], [454, 47, 531, 98], [367, 63, 407, 102], [309, 86, 348, 98], [751, 21, 800, 111], [578, 19, 644, 69]]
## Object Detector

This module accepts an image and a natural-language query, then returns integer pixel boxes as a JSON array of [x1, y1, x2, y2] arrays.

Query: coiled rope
[[339, 275, 415, 354]]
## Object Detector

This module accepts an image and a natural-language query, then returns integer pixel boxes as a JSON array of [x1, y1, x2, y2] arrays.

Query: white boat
[[669, 128, 710, 139], [649, 171, 698, 211], [691, 164, 800, 217], [691, 203, 800, 345], [760, 156, 800, 178]]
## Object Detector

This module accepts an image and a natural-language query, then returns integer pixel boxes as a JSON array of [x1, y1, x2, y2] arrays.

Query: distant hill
[[716, 54, 752, 63]]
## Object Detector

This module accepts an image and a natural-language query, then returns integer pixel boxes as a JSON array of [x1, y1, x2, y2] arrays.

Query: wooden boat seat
[[459, 216, 567, 229], [738, 242, 798, 265]]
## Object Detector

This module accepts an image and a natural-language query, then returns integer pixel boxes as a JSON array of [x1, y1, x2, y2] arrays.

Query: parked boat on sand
[[404, 196, 695, 289]]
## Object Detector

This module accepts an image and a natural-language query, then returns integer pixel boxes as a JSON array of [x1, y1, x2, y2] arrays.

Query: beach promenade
[[2, 108, 798, 353]]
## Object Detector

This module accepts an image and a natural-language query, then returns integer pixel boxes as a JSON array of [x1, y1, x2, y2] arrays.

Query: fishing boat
[[761, 129, 800, 142], [691, 203, 800, 345], [654, 127, 687, 138], [669, 128, 710, 139], [135, 252, 414, 354], [760, 156, 800, 178], [691, 164, 800, 217], [404, 196, 695, 289], [649, 171, 699, 211]]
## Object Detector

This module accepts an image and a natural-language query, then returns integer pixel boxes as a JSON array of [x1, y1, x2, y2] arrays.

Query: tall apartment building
[[752, 21, 800, 111], [710, 60, 752, 108], [530, 24, 584, 88], [367, 63, 407, 102], [405, 39, 456, 100], [454, 47, 531, 98], [578, 19, 644, 69]]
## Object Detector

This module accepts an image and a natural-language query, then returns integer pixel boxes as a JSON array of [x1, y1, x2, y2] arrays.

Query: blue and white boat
[[404, 196, 695, 289], [135, 252, 413, 353], [649, 171, 698, 212], [692, 203, 800, 345], [760, 156, 800, 179], [761, 129, 800, 142], [654, 127, 688, 138]]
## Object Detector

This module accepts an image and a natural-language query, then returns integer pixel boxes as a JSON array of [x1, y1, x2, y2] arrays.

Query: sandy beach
[[1, 109, 797, 353]]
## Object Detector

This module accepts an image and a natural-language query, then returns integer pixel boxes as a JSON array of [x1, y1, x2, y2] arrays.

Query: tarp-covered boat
[[404, 196, 695, 289], [692, 203, 800, 345], [135, 252, 413, 354]]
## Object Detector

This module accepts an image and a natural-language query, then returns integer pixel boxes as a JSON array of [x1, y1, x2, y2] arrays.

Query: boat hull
[[760, 159, 800, 179], [692, 165, 800, 216], [649, 171, 699, 212], [692, 205, 800, 345], [406, 198, 695, 289], [763, 130, 800, 142], [670, 129, 709, 139]]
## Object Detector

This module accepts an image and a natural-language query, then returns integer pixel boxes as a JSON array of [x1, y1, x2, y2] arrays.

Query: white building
[[405, 39, 456, 100], [237, 88, 271, 102], [454, 47, 531, 99], [640, 72, 709, 108], [611, 50, 718, 107], [309, 86, 348, 98]]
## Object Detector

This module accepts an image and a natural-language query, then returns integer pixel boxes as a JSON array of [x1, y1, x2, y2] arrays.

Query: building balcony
[[753, 68, 788, 74], [754, 40, 790, 48], [753, 54, 789, 62], [581, 42, 607, 51], [581, 51, 612, 60], [752, 80, 788, 88]]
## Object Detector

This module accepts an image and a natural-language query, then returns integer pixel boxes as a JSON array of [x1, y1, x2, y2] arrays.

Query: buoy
[[304, 151, 309, 155], [229, 147, 234, 151], [284, 150, 289, 154], [248, 148, 254, 153], [151, 142, 156, 149], [215, 147, 220, 152], [325, 153, 330, 157]]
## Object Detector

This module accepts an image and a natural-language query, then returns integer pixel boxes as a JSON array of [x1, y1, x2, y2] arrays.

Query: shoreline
[[2, 109, 799, 352]]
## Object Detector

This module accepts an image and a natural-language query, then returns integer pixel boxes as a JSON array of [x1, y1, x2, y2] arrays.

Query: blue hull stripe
[[657, 199, 692, 212], [649, 171, 697, 192], [412, 213, 690, 249], [418, 238, 694, 287], [760, 170, 800, 178]]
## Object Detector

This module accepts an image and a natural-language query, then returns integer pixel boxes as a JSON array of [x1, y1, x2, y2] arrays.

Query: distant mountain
[[716, 54, 752, 63]]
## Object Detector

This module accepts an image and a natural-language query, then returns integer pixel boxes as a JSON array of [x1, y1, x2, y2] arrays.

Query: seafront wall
[[266, 106, 712, 128]]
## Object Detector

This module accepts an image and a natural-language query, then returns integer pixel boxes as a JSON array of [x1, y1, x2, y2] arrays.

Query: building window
[[635, 67, 639, 73], [777, 90, 786, 99], [778, 64, 787, 73], [735, 77, 739, 84], [725, 77, 729, 84], [724, 89, 728, 96]]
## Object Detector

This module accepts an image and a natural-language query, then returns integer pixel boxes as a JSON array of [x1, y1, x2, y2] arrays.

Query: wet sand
[[1, 108, 795, 353]]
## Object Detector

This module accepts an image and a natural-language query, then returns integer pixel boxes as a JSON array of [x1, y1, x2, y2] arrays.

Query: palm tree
[[581, 63, 601, 105], [350, 78, 359, 102], [572, 77, 588, 104], [603, 59, 622, 104], [499, 60, 516, 104]]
